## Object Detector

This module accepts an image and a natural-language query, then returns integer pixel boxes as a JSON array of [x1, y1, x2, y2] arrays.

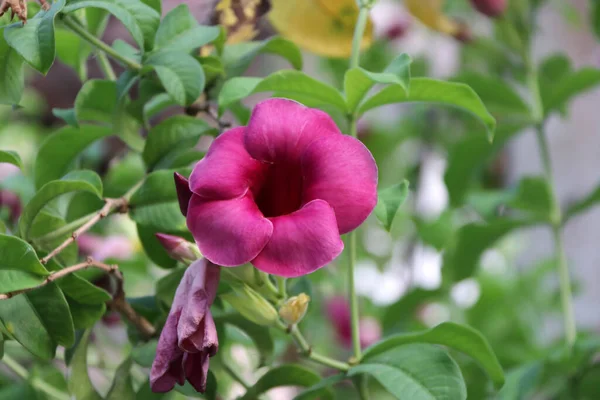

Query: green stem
[[223, 362, 251, 390], [276, 276, 287, 299], [2, 355, 69, 400], [62, 15, 142, 72], [96, 52, 117, 81], [349, 6, 370, 70], [526, 59, 576, 349], [276, 321, 350, 371]]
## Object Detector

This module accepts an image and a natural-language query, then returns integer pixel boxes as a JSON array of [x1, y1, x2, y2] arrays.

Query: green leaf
[[240, 365, 332, 400], [508, 177, 556, 222], [156, 268, 186, 306], [414, 211, 455, 251], [137, 224, 179, 269], [222, 36, 303, 77], [359, 78, 496, 140], [218, 71, 348, 115], [363, 322, 504, 388], [0, 150, 23, 170], [214, 313, 274, 365], [19, 170, 103, 239], [0, 36, 24, 105], [345, 54, 412, 113], [3, 0, 65, 74], [52, 108, 79, 127], [542, 67, 600, 115], [75, 79, 118, 123], [565, 181, 600, 220], [0, 331, 4, 360], [443, 219, 533, 282], [593, 0, 600, 40], [452, 73, 531, 117], [349, 344, 466, 400], [68, 330, 103, 400], [154, 5, 220, 53], [132, 339, 158, 368], [498, 362, 542, 400], [143, 116, 215, 170], [145, 51, 205, 106], [30, 212, 79, 264], [0, 234, 49, 282], [293, 374, 346, 400], [63, 0, 160, 51], [374, 180, 410, 231], [106, 358, 136, 400], [34, 125, 112, 189]]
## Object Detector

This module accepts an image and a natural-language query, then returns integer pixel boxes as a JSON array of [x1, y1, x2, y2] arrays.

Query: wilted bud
[[155, 233, 201, 265], [470, 0, 506, 18], [278, 293, 310, 325], [221, 283, 278, 326]]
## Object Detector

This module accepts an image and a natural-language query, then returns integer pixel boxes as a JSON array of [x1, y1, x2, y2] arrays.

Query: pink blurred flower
[[0, 190, 21, 223], [151, 259, 220, 393], [176, 98, 378, 277], [470, 0, 506, 17], [77, 234, 134, 261], [326, 296, 382, 349]]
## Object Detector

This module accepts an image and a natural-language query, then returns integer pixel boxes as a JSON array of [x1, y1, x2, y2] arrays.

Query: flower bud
[[155, 233, 201, 265], [470, 0, 506, 18], [221, 283, 278, 326], [278, 293, 310, 325]]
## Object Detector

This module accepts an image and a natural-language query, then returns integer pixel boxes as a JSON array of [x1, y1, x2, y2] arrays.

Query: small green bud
[[221, 283, 278, 326], [278, 293, 310, 325]]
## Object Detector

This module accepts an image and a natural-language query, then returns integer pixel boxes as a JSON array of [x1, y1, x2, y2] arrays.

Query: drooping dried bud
[[278, 293, 310, 325], [155, 233, 201, 265], [221, 283, 278, 327], [470, 0, 506, 18]]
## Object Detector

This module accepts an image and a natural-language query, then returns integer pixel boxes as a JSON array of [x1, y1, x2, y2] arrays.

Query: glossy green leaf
[[52, 108, 79, 127], [498, 362, 542, 400], [145, 51, 205, 106], [0, 150, 23, 170], [240, 365, 331, 400], [143, 116, 215, 170], [363, 322, 504, 388], [30, 212, 78, 264], [3, 0, 65, 74], [132, 339, 158, 368], [19, 170, 103, 239], [223, 36, 303, 77], [452, 73, 531, 117], [0, 234, 48, 278], [345, 54, 412, 112], [54, 28, 87, 80], [34, 125, 112, 189], [68, 330, 103, 400], [137, 224, 178, 269], [0, 37, 24, 105], [63, 0, 160, 51], [293, 374, 346, 400], [214, 312, 274, 365], [359, 78, 496, 140], [443, 219, 533, 282], [508, 177, 556, 222], [154, 5, 220, 53], [106, 358, 136, 400], [218, 71, 348, 115], [542, 67, 600, 115], [374, 180, 410, 231], [350, 344, 467, 400], [75, 79, 118, 123], [565, 182, 600, 220]]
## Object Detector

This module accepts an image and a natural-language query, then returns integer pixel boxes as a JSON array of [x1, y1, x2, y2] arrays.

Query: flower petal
[[150, 311, 185, 392], [174, 172, 193, 217], [252, 199, 344, 277], [187, 193, 273, 266], [244, 98, 341, 164], [189, 127, 265, 200], [183, 352, 210, 393], [302, 135, 378, 234]]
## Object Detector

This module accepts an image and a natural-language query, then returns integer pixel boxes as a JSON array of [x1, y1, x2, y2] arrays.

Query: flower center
[[253, 162, 303, 218]]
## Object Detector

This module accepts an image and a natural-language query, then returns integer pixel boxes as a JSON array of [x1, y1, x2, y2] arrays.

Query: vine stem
[[528, 64, 577, 349], [1, 354, 69, 400], [276, 320, 350, 371], [61, 15, 142, 72]]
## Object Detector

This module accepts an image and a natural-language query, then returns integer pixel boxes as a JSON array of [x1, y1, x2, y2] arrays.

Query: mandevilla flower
[[150, 259, 220, 393], [176, 98, 378, 278]]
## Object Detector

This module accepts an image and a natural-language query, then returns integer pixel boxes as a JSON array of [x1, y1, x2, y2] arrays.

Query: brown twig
[[0, 257, 115, 300], [40, 197, 127, 265]]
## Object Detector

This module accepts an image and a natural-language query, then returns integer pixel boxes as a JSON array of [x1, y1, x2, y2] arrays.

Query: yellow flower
[[268, 0, 374, 58], [214, 0, 271, 44], [405, 0, 470, 40]]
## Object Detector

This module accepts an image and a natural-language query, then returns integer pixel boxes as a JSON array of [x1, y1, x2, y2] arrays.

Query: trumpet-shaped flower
[[176, 98, 377, 277]]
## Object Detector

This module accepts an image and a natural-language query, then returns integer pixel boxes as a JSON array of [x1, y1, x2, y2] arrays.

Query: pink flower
[[150, 259, 220, 393], [77, 234, 134, 261], [176, 98, 378, 277], [0, 190, 21, 223], [470, 0, 506, 17], [326, 296, 382, 349]]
